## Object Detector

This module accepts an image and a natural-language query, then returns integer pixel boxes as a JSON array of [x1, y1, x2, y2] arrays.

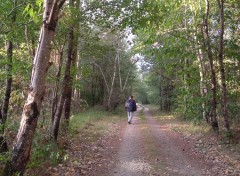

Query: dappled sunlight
[[140, 126, 147, 130], [119, 159, 152, 173], [169, 120, 212, 135], [157, 115, 174, 120], [153, 112, 212, 135]]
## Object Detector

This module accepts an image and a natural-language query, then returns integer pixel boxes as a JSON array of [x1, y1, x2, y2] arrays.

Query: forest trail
[[103, 107, 213, 176], [38, 106, 236, 176]]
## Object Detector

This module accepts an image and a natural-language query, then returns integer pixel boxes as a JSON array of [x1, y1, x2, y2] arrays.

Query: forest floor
[[27, 106, 240, 176]]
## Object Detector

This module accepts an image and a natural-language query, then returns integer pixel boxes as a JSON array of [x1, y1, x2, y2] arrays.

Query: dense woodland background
[[0, 0, 239, 175]]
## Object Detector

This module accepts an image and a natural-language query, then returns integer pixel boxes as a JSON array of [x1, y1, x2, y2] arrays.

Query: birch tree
[[2, 0, 66, 174]]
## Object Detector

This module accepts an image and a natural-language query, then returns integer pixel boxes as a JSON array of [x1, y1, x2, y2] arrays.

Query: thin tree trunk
[[0, 109, 8, 153], [0, 0, 17, 154], [73, 0, 83, 112], [51, 48, 64, 123], [64, 0, 77, 123], [51, 20, 75, 140], [159, 74, 163, 111], [51, 94, 65, 140], [73, 89, 81, 112], [24, 25, 35, 60], [64, 88, 72, 125], [203, 0, 219, 131], [195, 29, 209, 123], [64, 26, 77, 125], [2, 0, 66, 175], [107, 54, 117, 110], [0, 41, 13, 154], [2, 41, 13, 124], [197, 48, 208, 122], [117, 52, 131, 105], [217, 0, 230, 131]]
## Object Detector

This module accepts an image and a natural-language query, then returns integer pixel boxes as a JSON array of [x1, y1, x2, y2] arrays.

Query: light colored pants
[[127, 111, 134, 123]]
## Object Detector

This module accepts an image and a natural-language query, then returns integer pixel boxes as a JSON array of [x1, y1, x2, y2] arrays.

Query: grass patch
[[69, 106, 125, 135], [151, 107, 239, 147], [139, 107, 146, 121], [148, 107, 211, 136], [25, 106, 126, 171]]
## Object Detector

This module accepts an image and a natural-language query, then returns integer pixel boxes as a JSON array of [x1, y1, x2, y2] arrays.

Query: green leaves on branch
[[23, 1, 43, 23]]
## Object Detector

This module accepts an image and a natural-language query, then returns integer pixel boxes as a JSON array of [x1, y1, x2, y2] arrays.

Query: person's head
[[130, 95, 133, 99]]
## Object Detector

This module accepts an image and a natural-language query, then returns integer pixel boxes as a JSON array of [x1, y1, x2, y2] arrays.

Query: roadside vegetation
[[147, 106, 240, 174], [0, 106, 126, 173], [0, 0, 239, 174]]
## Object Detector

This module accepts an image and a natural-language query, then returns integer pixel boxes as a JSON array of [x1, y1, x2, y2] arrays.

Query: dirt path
[[105, 107, 213, 176], [37, 106, 225, 176], [109, 108, 153, 176]]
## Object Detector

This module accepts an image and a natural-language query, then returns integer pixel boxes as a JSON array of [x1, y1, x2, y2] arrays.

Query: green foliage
[[0, 152, 10, 165], [139, 107, 146, 121], [28, 136, 67, 168], [69, 106, 125, 134], [0, 1, 239, 173], [23, 1, 43, 23], [184, 97, 203, 124], [129, 0, 239, 130]]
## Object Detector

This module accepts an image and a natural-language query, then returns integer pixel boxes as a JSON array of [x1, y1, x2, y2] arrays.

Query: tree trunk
[[51, 48, 64, 123], [107, 54, 117, 111], [217, 0, 230, 131], [0, 109, 8, 153], [51, 19, 75, 140], [0, 41, 13, 154], [64, 25, 77, 125], [2, 0, 66, 175], [73, 88, 81, 113], [159, 74, 163, 111], [0, 0, 17, 153], [196, 46, 208, 122], [2, 41, 13, 124], [51, 94, 65, 140], [203, 0, 219, 131], [64, 89, 72, 125], [64, 0, 78, 121]]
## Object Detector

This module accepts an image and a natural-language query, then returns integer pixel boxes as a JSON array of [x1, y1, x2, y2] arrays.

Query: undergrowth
[[139, 107, 145, 121], [0, 106, 126, 173], [150, 105, 239, 145]]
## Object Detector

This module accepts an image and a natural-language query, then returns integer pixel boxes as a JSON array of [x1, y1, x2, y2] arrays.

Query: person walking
[[125, 96, 137, 124]]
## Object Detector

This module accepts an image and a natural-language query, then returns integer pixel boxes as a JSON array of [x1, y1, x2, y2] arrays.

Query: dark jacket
[[126, 99, 137, 112]]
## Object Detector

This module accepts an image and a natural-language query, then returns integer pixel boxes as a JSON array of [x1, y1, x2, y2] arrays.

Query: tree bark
[[217, 0, 230, 131], [0, 109, 8, 153], [51, 46, 65, 123], [0, 0, 17, 154], [51, 18, 75, 140], [0, 41, 13, 154], [64, 26, 77, 125], [203, 0, 219, 131], [196, 48, 208, 122], [2, 41, 13, 125], [107, 54, 117, 111], [2, 0, 66, 175]]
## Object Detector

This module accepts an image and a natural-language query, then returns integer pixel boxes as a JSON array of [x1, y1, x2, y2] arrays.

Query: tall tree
[[203, 0, 219, 131], [216, 0, 230, 131], [0, 0, 17, 153], [64, 0, 79, 125], [51, 0, 77, 139], [2, 0, 66, 174]]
